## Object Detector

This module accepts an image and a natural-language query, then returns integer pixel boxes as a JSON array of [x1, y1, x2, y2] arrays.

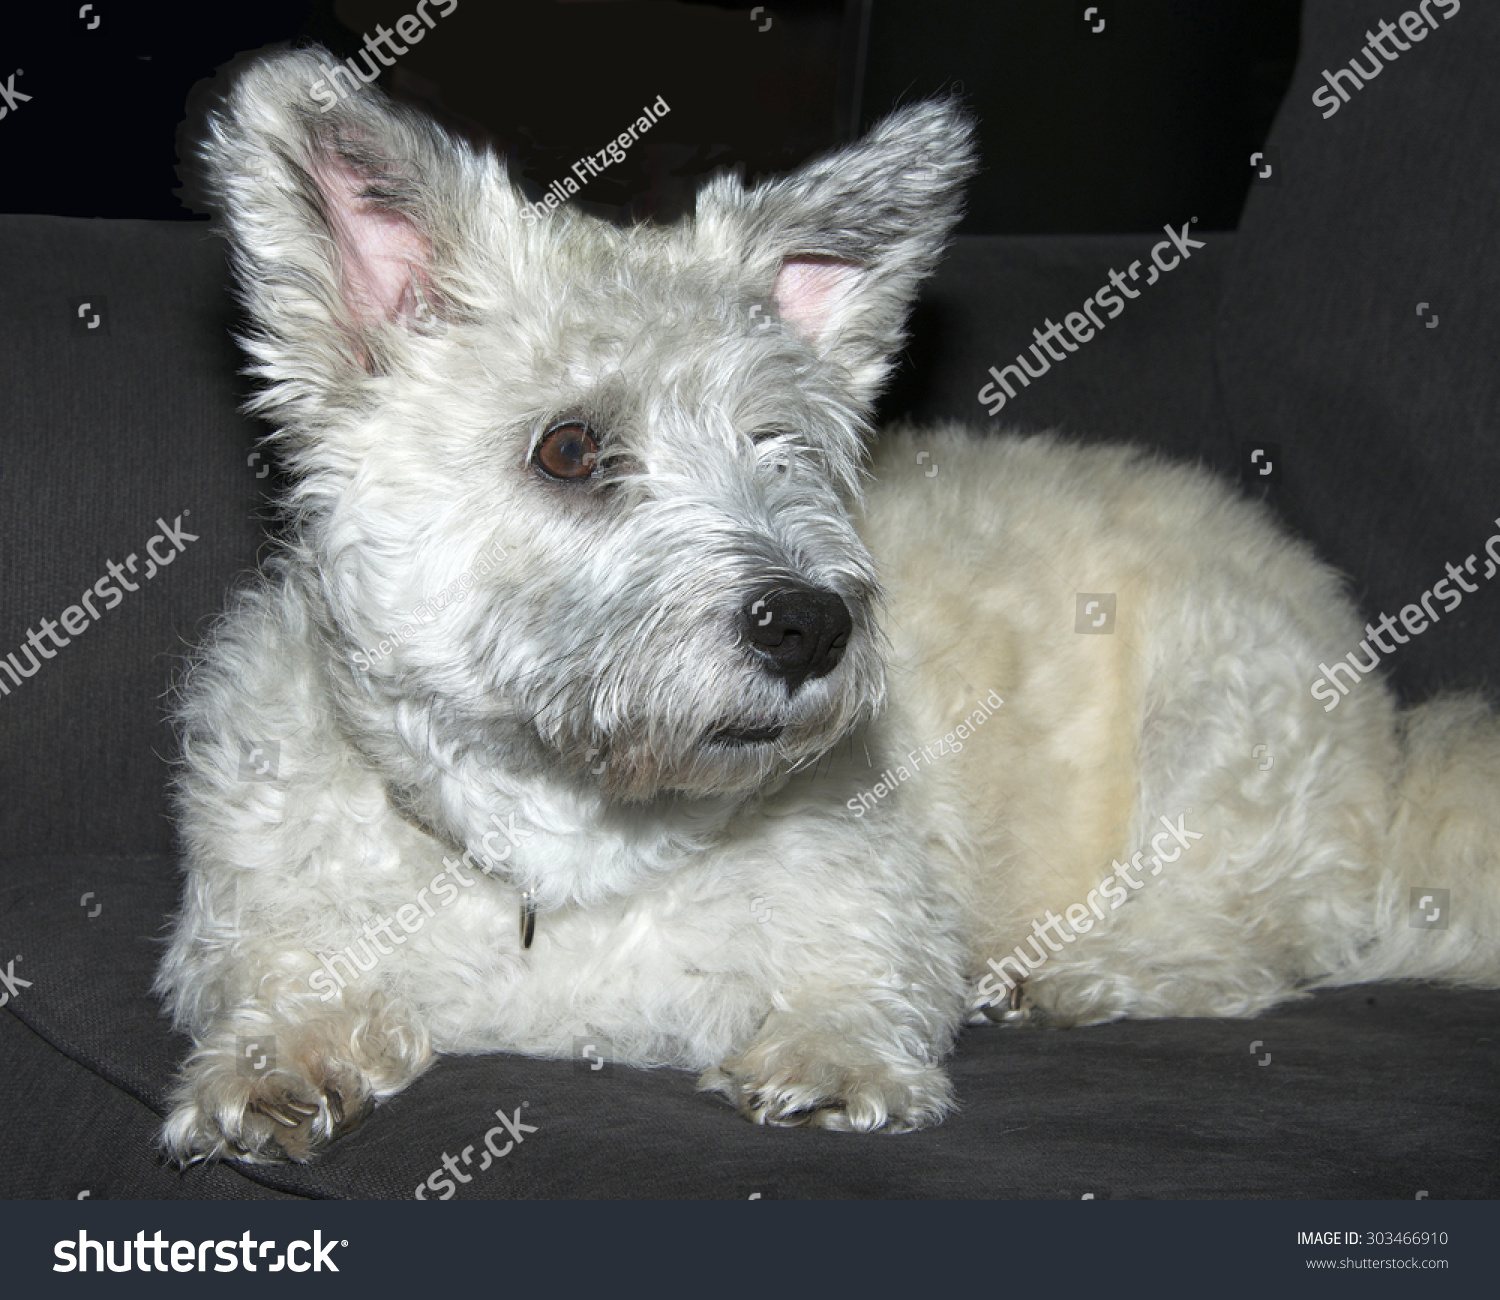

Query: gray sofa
[[2, 0, 1497, 1197]]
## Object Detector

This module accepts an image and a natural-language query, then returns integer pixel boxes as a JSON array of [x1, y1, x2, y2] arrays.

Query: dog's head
[[204, 46, 974, 802]]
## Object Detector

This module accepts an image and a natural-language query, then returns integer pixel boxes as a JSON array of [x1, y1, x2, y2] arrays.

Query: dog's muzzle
[[739, 582, 852, 694]]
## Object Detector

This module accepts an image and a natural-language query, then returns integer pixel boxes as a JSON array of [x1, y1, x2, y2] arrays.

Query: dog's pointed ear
[[694, 98, 977, 405], [198, 45, 504, 418]]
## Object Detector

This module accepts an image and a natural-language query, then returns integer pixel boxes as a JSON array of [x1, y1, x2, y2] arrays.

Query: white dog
[[156, 46, 1500, 1163]]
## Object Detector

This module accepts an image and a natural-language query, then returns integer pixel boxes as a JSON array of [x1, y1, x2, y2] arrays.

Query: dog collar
[[387, 781, 537, 949], [520, 891, 536, 948]]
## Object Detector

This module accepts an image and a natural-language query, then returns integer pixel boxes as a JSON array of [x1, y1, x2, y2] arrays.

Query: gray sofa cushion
[[0, 217, 265, 860], [2, 0, 1498, 1199], [1217, 0, 1500, 705]]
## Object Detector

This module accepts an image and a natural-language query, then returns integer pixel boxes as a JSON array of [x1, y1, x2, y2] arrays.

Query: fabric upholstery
[[2, 0, 1497, 1199]]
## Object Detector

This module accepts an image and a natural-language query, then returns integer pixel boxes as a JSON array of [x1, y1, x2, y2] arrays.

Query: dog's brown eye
[[534, 422, 599, 480]]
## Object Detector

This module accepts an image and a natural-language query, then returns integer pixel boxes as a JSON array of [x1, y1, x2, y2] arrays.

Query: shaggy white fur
[[155, 46, 1500, 1164]]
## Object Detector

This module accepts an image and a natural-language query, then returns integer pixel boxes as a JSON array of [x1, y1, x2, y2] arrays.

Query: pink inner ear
[[311, 151, 433, 329], [772, 256, 863, 344]]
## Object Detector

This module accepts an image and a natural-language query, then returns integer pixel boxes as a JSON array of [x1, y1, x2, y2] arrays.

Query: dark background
[[0, 0, 1299, 232]]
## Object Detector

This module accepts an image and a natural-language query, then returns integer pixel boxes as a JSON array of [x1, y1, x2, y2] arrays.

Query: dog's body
[[157, 48, 1500, 1163]]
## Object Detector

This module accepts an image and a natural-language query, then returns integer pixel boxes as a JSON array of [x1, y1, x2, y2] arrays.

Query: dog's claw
[[282, 1100, 320, 1117], [257, 1102, 302, 1128]]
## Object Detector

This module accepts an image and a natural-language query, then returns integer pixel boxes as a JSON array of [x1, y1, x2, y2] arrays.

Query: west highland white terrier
[[156, 46, 1500, 1163]]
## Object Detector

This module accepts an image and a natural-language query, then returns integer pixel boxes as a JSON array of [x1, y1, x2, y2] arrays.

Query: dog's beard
[[529, 643, 886, 801], [587, 716, 855, 800]]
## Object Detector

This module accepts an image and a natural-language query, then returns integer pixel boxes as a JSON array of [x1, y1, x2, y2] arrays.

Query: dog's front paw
[[966, 977, 1043, 1026], [163, 1043, 374, 1166], [700, 1037, 954, 1134], [162, 1006, 430, 1165]]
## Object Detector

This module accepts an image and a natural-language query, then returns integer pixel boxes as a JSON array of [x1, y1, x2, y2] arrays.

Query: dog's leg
[[157, 576, 439, 1164], [696, 823, 967, 1134], [161, 988, 430, 1165], [701, 1001, 957, 1133]]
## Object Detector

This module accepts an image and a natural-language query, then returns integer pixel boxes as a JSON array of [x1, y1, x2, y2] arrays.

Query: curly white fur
[[154, 46, 1500, 1164]]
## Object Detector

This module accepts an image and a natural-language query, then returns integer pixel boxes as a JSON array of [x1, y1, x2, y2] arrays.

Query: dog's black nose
[[740, 583, 852, 693]]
